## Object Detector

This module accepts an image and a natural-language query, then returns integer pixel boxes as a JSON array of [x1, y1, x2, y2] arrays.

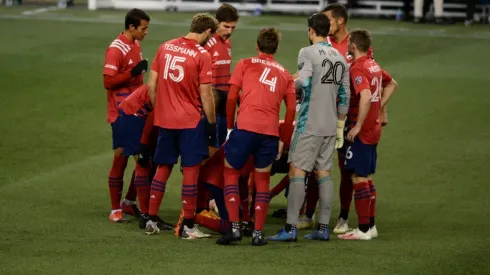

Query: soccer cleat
[[304, 229, 330, 241], [297, 215, 315, 230], [333, 218, 349, 234], [266, 228, 297, 242], [338, 229, 372, 240], [149, 215, 173, 231], [109, 209, 125, 223], [369, 225, 378, 238], [121, 201, 141, 217], [252, 231, 268, 246], [199, 210, 220, 220], [272, 208, 287, 219], [145, 220, 160, 235], [242, 221, 254, 237], [174, 210, 184, 237], [181, 225, 212, 240], [139, 213, 149, 229], [216, 228, 242, 245]]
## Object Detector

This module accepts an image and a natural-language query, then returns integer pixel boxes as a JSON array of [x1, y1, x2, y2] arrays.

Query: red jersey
[[103, 33, 144, 123], [204, 33, 232, 92], [151, 37, 212, 129], [200, 147, 253, 189], [348, 56, 383, 144], [228, 53, 295, 137], [118, 84, 152, 118], [327, 34, 374, 65]]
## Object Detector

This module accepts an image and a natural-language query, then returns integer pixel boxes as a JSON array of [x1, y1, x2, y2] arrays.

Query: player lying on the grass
[[118, 84, 172, 231], [204, 3, 239, 147], [146, 13, 218, 239], [268, 13, 349, 242], [218, 28, 296, 246], [337, 28, 396, 241], [103, 9, 150, 223]]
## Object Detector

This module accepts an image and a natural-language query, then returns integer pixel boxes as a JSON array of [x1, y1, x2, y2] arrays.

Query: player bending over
[[337, 29, 395, 240], [268, 13, 349, 242], [146, 13, 218, 239], [103, 9, 150, 223], [217, 28, 296, 246]]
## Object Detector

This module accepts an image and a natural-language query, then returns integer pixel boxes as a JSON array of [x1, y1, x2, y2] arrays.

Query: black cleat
[[216, 228, 242, 245], [252, 234, 268, 246], [139, 214, 149, 229], [272, 208, 287, 219], [150, 215, 173, 231], [242, 221, 254, 237]]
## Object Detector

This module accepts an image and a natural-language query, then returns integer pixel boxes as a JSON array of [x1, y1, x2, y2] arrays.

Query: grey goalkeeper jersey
[[295, 42, 350, 136]]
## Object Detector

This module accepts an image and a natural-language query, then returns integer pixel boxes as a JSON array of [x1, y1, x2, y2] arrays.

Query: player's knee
[[114, 147, 124, 156], [254, 165, 272, 173], [314, 170, 330, 179], [289, 163, 306, 178], [352, 174, 369, 183]]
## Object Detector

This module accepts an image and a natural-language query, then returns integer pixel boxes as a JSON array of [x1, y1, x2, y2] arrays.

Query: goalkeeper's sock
[[353, 181, 371, 233]]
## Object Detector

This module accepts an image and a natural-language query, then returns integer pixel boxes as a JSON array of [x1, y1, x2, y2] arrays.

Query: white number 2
[[259, 67, 277, 92], [370, 76, 381, 102], [163, 54, 186, 82]]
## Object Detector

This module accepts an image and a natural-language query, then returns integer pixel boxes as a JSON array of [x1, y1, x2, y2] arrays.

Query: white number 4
[[163, 54, 186, 82], [259, 67, 277, 92]]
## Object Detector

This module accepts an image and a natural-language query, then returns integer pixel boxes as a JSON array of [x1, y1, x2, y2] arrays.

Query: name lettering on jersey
[[319, 49, 326, 55], [164, 44, 197, 58], [215, 60, 231, 65], [367, 65, 381, 73], [251, 58, 285, 72]]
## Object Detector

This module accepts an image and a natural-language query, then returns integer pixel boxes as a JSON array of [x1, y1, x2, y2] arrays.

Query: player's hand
[[131, 59, 148, 77], [137, 143, 153, 168], [206, 122, 217, 147], [380, 110, 388, 127], [276, 141, 284, 160], [346, 126, 361, 143], [335, 120, 345, 149], [226, 128, 233, 141]]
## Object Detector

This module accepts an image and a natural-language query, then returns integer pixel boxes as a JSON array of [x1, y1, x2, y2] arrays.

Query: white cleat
[[145, 220, 161, 235], [181, 225, 212, 240], [297, 215, 315, 230], [369, 225, 378, 238], [338, 228, 372, 240], [333, 218, 349, 234]]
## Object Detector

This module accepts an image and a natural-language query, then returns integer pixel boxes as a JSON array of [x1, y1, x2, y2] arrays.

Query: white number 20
[[163, 54, 186, 82], [370, 76, 381, 102], [259, 67, 277, 92]]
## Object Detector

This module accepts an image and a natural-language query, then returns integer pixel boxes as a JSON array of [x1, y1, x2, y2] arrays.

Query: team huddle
[[102, 3, 398, 246]]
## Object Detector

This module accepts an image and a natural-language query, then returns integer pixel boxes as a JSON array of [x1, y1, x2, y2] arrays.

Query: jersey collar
[[181, 36, 199, 44], [353, 55, 370, 65], [118, 32, 135, 45], [258, 53, 274, 60]]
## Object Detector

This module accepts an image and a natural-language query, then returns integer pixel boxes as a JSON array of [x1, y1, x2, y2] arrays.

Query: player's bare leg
[[108, 148, 129, 223], [338, 174, 372, 240], [304, 170, 333, 241]]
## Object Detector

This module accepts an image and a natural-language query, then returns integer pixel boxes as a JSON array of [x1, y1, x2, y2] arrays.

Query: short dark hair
[[349, 28, 372, 52], [322, 3, 348, 24], [216, 4, 239, 22], [125, 9, 150, 30], [307, 13, 330, 37], [190, 13, 218, 34], [257, 28, 281, 54]]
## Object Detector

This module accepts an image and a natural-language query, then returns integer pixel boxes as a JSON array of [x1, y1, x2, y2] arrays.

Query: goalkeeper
[[268, 13, 350, 242]]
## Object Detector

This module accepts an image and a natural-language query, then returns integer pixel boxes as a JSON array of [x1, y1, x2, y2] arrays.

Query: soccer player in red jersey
[[103, 9, 150, 223], [204, 4, 239, 147], [217, 28, 296, 246], [337, 29, 396, 240], [146, 13, 218, 239]]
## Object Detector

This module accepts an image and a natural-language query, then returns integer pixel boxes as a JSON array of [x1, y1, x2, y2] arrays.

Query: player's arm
[[103, 48, 132, 89], [335, 61, 351, 149], [137, 111, 155, 168], [226, 59, 245, 133], [199, 53, 216, 124], [148, 70, 158, 108], [294, 48, 313, 90], [280, 77, 297, 147], [119, 84, 150, 115], [380, 69, 397, 126], [347, 69, 371, 142]]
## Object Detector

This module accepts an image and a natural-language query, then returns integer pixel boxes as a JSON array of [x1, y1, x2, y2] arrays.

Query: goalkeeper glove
[[131, 59, 148, 77], [335, 119, 345, 149]]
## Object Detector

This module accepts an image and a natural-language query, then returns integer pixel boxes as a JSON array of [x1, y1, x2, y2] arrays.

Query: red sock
[[270, 175, 289, 198], [306, 174, 319, 217], [134, 163, 150, 214], [254, 171, 271, 231], [338, 153, 354, 218], [148, 165, 172, 216], [108, 155, 128, 210], [182, 165, 200, 219], [124, 170, 137, 201], [224, 167, 240, 223], [238, 176, 250, 222], [354, 181, 371, 230], [368, 179, 376, 226]]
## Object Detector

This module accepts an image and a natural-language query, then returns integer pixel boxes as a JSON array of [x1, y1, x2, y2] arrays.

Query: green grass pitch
[[0, 6, 489, 275]]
